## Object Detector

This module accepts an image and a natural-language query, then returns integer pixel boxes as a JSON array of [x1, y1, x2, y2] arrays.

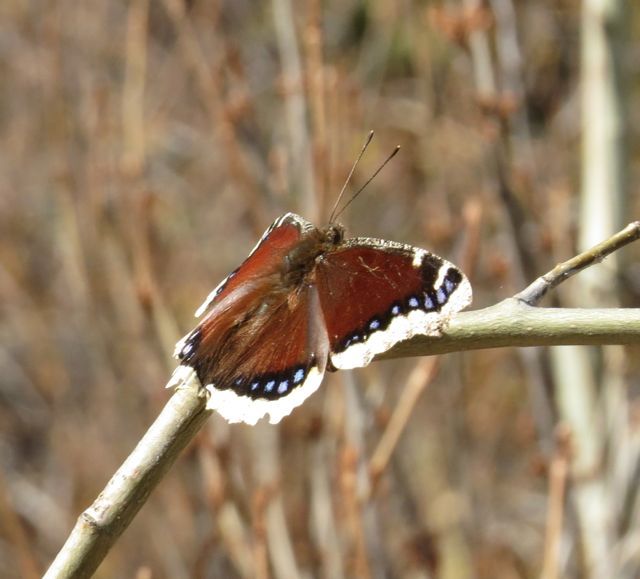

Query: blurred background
[[1, 0, 639, 577]]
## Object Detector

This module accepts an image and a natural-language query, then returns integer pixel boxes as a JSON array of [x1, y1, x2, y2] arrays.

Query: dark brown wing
[[189, 283, 329, 425], [315, 237, 472, 369], [193, 213, 315, 318], [168, 213, 329, 424]]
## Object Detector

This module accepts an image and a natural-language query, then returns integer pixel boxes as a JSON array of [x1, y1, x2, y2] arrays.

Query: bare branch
[[382, 304, 640, 359], [44, 222, 640, 578]]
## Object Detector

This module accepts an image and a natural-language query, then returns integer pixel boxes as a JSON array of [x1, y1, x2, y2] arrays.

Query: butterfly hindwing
[[199, 283, 329, 425]]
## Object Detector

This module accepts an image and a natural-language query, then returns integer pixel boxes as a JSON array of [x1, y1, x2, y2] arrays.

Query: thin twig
[[516, 221, 640, 305], [540, 426, 571, 579], [368, 357, 440, 488], [0, 470, 41, 579], [272, 0, 317, 220], [162, 0, 267, 235]]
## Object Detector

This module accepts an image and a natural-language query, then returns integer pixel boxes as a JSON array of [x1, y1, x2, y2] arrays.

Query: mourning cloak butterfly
[[167, 212, 472, 424]]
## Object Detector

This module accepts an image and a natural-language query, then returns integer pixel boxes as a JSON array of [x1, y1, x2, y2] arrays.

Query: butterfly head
[[323, 222, 345, 246]]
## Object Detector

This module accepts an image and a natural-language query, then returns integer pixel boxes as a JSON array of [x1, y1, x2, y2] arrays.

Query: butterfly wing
[[168, 212, 329, 425], [172, 212, 313, 360], [191, 284, 329, 425], [192, 212, 315, 318], [315, 238, 472, 369]]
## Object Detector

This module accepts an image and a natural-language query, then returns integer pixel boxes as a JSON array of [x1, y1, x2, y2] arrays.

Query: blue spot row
[[228, 365, 310, 400], [337, 267, 461, 353]]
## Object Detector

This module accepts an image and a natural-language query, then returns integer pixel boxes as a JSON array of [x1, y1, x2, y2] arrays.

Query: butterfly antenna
[[332, 145, 400, 222], [328, 130, 375, 224]]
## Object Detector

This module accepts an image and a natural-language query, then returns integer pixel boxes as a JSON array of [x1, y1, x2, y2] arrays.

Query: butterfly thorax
[[281, 223, 345, 287]]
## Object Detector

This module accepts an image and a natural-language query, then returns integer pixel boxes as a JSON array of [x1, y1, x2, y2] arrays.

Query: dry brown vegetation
[[1, 1, 640, 578]]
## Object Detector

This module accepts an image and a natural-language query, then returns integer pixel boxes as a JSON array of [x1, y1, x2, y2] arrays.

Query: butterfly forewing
[[193, 213, 312, 318]]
